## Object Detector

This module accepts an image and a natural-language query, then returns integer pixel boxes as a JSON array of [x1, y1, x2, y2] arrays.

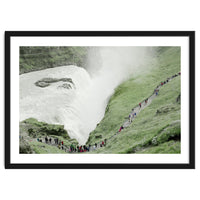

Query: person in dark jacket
[[104, 139, 107, 146], [129, 114, 132, 122]]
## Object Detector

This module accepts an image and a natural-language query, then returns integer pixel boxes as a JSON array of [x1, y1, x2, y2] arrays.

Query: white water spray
[[20, 47, 154, 144]]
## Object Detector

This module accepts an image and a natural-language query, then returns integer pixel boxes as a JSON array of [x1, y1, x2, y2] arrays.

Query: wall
[[0, 1, 199, 200]]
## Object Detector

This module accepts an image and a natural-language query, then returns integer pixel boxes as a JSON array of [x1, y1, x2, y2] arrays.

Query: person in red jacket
[[102, 141, 105, 146], [118, 126, 124, 132], [139, 102, 141, 108]]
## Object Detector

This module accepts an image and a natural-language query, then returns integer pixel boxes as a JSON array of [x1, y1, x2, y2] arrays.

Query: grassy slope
[[20, 47, 88, 74], [20, 118, 78, 154], [28, 141, 66, 154], [86, 47, 181, 153]]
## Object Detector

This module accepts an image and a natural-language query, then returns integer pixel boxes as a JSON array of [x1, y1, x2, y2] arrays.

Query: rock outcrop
[[35, 77, 74, 88]]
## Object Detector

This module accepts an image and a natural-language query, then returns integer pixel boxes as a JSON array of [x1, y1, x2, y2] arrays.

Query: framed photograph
[[5, 31, 195, 169]]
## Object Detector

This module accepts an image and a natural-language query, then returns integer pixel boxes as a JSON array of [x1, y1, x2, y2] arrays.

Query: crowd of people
[[37, 136, 65, 149], [69, 139, 107, 153], [36, 72, 181, 153], [37, 135, 107, 153]]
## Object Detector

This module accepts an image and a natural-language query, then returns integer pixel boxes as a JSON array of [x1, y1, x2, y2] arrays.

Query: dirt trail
[[88, 73, 179, 151]]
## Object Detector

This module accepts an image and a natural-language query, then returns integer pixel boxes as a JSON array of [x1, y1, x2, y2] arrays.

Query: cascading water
[[20, 47, 154, 144]]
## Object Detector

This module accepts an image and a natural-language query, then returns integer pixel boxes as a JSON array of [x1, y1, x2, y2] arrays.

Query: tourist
[[79, 146, 82, 152], [70, 144, 73, 152], [129, 114, 132, 122], [104, 139, 107, 146], [118, 126, 124, 132], [45, 136, 48, 144]]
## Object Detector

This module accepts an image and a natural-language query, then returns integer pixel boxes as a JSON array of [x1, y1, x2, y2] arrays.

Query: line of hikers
[[36, 72, 181, 153], [69, 139, 107, 153], [118, 72, 181, 133], [37, 136, 64, 146], [128, 112, 137, 123], [160, 72, 181, 87], [37, 135, 108, 153]]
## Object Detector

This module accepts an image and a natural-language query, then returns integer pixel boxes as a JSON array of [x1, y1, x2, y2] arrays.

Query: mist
[[73, 47, 155, 143], [86, 46, 154, 83], [20, 47, 156, 144]]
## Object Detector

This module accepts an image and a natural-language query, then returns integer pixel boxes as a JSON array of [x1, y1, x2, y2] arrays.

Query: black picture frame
[[5, 31, 195, 169]]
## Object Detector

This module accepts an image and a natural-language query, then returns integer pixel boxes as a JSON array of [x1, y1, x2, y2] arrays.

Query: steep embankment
[[20, 47, 88, 74], [20, 118, 78, 154], [86, 47, 181, 153]]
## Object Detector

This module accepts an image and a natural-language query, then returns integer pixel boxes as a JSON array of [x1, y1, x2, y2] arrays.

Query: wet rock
[[95, 135, 102, 139], [58, 83, 72, 89], [35, 81, 50, 87], [35, 77, 74, 88], [156, 105, 176, 114]]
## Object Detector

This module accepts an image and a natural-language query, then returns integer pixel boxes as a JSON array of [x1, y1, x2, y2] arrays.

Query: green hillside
[[20, 46, 88, 74], [19, 118, 78, 154], [86, 47, 181, 154]]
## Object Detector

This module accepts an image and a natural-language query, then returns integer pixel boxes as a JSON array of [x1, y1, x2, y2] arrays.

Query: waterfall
[[20, 47, 153, 144], [20, 65, 120, 144]]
